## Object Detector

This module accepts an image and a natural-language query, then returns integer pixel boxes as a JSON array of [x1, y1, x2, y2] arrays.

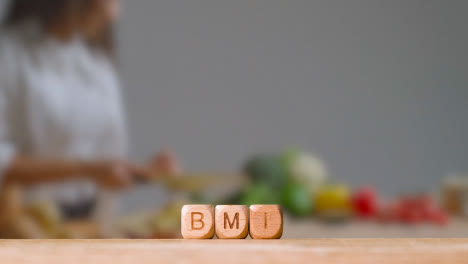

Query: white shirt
[[0, 22, 127, 205]]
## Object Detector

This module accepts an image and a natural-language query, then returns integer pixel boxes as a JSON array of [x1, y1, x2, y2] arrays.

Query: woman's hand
[[82, 150, 183, 187], [147, 150, 183, 179], [84, 160, 138, 190]]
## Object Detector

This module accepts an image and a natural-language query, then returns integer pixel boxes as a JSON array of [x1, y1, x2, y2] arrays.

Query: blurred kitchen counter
[[113, 211, 468, 239], [283, 216, 468, 239]]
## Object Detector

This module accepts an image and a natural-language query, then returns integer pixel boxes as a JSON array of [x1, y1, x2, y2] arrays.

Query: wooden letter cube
[[181, 205, 215, 239], [249, 205, 283, 239], [215, 205, 249, 239]]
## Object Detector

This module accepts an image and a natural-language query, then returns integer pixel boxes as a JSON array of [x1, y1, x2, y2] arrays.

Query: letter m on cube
[[215, 205, 249, 239]]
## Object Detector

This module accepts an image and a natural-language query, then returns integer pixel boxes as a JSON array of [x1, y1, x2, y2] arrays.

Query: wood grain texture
[[249, 205, 283, 239], [215, 205, 249, 239], [181, 205, 214, 239], [0, 239, 468, 264]]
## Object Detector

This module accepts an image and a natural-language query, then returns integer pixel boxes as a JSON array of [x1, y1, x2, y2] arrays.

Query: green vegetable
[[282, 182, 314, 216], [244, 154, 289, 190], [241, 183, 280, 206], [281, 148, 301, 172]]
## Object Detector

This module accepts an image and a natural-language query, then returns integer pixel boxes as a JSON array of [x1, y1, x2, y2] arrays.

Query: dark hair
[[3, 0, 115, 57]]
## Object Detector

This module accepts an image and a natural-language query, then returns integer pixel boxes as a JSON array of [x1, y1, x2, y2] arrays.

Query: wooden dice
[[181, 204, 283, 239], [215, 205, 249, 239], [249, 205, 283, 239], [181, 205, 215, 239]]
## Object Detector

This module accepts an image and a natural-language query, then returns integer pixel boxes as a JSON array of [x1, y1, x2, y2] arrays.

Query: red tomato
[[352, 186, 379, 218], [429, 209, 450, 226]]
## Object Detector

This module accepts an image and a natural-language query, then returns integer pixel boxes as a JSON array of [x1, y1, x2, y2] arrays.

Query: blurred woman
[[0, 0, 179, 231]]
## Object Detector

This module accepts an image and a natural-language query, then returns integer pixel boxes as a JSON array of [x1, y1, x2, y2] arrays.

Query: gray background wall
[[1, 0, 467, 195], [119, 0, 468, 194]]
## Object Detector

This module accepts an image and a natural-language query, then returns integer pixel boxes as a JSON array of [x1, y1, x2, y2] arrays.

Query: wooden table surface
[[0, 239, 467, 264]]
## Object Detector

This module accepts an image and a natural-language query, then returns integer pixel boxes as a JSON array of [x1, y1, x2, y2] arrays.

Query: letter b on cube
[[181, 205, 215, 239], [215, 205, 249, 239]]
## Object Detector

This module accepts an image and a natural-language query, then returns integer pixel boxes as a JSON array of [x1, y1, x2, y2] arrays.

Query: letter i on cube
[[181, 204, 283, 239]]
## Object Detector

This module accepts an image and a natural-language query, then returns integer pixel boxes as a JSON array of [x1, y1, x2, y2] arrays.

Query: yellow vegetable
[[315, 185, 353, 219]]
